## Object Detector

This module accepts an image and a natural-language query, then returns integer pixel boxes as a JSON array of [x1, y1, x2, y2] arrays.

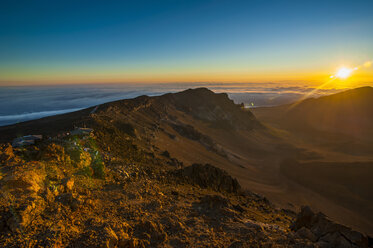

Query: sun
[[334, 67, 353, 79]]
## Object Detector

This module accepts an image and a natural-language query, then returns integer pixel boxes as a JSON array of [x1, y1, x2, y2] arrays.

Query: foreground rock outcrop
[[1, 139, 370, 247], [177, 163, 241, 193], [292, 206, 372, 247]]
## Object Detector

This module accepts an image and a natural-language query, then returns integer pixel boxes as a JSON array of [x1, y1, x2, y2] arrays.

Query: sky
[[1, 0, 373, 87]]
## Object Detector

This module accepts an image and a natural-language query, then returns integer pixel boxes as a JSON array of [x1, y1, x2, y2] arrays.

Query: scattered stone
[[56, 193, 80, 210], [6, 196, 45, 233], [168, 157, 183, 167], [44, 187, 55, 203], [42, 143, 70, 163], [243, 219, 272, 232], [104, 226, 118, 248], [296, 227, 317, 242], [134, 220, 168, 246], [228, 240, 247, 248], [233, 204, 245, 213], [76, 150, 92, 168], [1, 162, 46, 193], [199, 194, 230, 209], [62, 177, 74, 192], [0, 144, 18, 165]]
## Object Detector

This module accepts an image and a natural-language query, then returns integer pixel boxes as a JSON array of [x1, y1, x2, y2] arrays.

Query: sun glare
[[335, 67, 352, 79]]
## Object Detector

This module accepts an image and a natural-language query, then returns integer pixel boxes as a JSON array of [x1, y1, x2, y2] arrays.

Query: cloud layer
[[0, 83, 343, 126]]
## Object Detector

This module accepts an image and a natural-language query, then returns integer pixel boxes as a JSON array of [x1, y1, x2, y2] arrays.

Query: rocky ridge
[[0, 88, 371, 247]]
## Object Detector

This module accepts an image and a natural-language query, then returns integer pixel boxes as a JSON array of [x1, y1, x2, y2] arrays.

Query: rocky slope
[[0, 88, 372, 247], [1, 142, 371, 247], [252, 86, 373, 143], [252, 87, 373, 234]]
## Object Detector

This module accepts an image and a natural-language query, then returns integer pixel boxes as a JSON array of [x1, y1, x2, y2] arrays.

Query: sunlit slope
[[252, 86, 373, 234], [252, 86, 373, 154], [1, 87, 372, 234]]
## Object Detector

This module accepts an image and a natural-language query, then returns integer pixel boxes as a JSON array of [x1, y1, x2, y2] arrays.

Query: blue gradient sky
[[1, 0, 373, 85]]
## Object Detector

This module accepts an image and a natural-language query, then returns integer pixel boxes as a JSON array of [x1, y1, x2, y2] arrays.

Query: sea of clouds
[[0, 83, 342, 126]]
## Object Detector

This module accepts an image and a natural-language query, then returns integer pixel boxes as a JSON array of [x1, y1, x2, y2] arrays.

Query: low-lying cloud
[[0, 83, 344, 126]]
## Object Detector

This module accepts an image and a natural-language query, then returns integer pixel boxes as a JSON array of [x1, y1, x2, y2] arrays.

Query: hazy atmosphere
[[1, 1, 372, 247]]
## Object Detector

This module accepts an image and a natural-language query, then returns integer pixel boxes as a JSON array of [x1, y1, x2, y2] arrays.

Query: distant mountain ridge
[[0, 88, 261, 141], [253, 86, 373, 141]]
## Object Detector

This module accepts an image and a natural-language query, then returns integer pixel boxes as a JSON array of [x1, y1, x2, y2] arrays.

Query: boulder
[[194, 194, 240, 222], [178, 163, 241, 193], [292, 206, 372, 247]]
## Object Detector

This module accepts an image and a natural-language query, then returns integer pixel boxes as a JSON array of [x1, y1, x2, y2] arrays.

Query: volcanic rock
[[62, 177, 75, 192], [292, 206, 372, 247], [0, 144, 16, 165], [178, 163, 241, 193]]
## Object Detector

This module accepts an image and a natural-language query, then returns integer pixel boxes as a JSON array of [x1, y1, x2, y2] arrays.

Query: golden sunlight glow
[[335, 67, 352, 79], [286, 59, 373, 111], [364, 61, 372, 68]]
